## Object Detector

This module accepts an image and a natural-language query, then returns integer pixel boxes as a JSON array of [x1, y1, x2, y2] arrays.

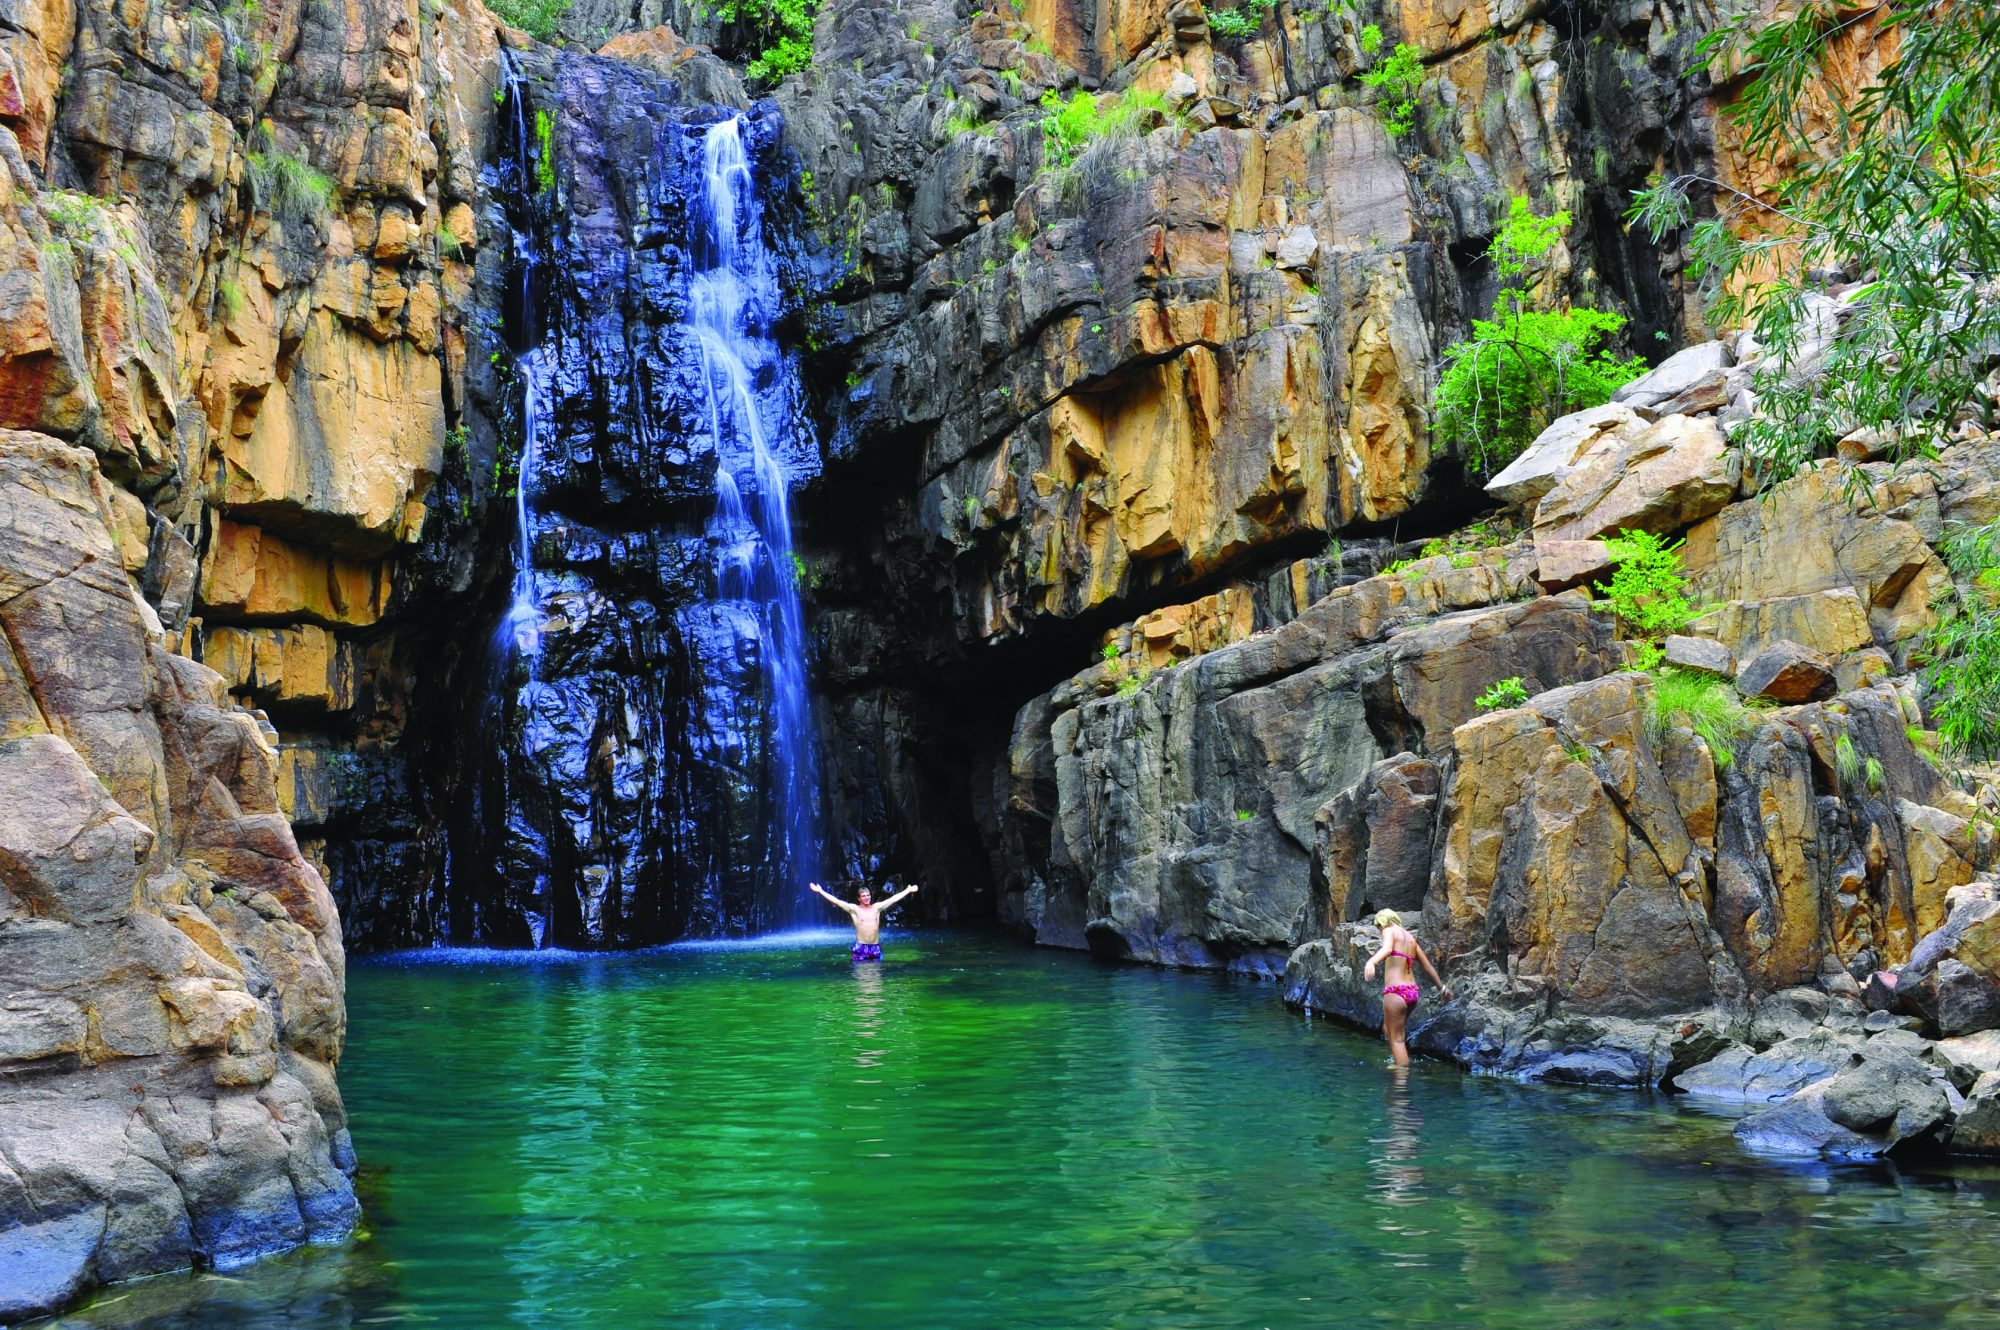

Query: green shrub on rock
[[1918, 519, 2000, 759], [1595, 527, 1697, 642], [1205, 0, 1272, 41], [1359, 39, 1424, 136], [715, 0, 817, 84], [1475, 676, 1529, 711], [1038, 86, 1173, 170], [1434, 197, 1645, 474], [486, 0, 570, 41], [245, 148, 336, 226]]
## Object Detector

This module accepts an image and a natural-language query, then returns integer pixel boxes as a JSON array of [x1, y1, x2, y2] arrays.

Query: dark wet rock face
[[429, 53, 832, 947]]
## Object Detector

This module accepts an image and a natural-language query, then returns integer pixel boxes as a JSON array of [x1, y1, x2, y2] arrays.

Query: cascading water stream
[[466, 57, 829, 947], [689, 117, 820, 921], [497, 48, 550, 671], [503, 349, 548, 664]]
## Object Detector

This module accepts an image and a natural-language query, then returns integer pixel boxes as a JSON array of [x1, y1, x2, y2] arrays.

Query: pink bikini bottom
[[1382, 983, 1420, 1009]]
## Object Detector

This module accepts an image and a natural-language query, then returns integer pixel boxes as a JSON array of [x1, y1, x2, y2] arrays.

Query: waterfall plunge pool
[[52, 933, 2000, 1328]]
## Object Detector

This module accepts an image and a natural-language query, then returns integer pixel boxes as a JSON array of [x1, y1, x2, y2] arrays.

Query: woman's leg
[[1382, 993, 1410, 1066]]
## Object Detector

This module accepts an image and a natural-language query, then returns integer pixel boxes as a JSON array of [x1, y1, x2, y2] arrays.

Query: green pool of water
[[57, 931, 2000, 1328]]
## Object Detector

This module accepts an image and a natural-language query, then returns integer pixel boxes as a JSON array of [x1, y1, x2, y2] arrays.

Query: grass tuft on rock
[[247, 148, 336, 226], [1647, 669, 1758, 770]]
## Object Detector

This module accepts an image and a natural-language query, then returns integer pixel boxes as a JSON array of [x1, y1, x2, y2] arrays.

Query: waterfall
[[466, 59, 825, 947], [497, 48, 548, 669], [503, 349, 548, 664], [689, 117, 820, 921]]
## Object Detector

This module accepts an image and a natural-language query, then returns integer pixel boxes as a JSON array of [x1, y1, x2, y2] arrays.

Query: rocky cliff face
[[732, 0, 1759, 902], [0, 0, 517, 1311], [0, 0, 517, 946], [0, 432, 355, 1319]]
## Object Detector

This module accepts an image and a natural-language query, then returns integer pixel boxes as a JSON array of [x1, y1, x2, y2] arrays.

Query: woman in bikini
[[1361, 909, 1451, 1067]]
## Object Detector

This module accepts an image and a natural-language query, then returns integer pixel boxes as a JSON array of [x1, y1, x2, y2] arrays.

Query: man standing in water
[[808, 881, 918, 962]]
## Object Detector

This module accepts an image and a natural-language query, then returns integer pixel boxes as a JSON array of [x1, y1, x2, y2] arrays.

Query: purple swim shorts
[[852, 943, 883, 962]]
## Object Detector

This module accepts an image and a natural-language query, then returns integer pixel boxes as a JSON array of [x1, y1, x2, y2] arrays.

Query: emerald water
[[56, 933, 2000, 1329]]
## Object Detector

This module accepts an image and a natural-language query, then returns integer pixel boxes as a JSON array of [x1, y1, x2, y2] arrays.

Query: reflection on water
[[54, 934, 2000, 1330], [1373, 1067, 1427, 1211]]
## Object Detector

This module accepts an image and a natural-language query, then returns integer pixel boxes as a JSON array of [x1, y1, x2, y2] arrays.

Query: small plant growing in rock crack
[[933, 94, 996, 141], [1359, 38, 1425, 136], [1595, 527, 1698, 644], [41, 189, 116, 239], [533, 109, 557, 195], [1235, 809, 1255, 820], [1916, 518, 2000, 760], [1563, 738, 1593, 766], [786, 550, 826, 591], [1865, 756, 1886, 793], [1475, 676, 1529, 712], [1646, 670, 1758, 770], [1117, 666, 1148, 698]]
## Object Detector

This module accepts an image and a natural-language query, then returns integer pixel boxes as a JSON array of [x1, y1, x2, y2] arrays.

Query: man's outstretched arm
[[879, 883, 921, 911], [809, 882, 857, 916]]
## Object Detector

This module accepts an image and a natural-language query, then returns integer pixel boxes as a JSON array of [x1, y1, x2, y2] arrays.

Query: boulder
[[1819, 1047, 1950, 1139], [1486, 402, 1650, 507], [1734, 1097, 1877, 1159], [1692, 588, 1874, 662], [1746, 987, 1830, 1046], [1662, 635, 1733, 679], [1898, 882, 2000, 1035], [1732, 1047, 1950, 1159], [1674, 1029, 1864, 1102], [1282, 928, 1415, 1037], [1835, 647, 1896, 693], [1953, 1071, 2000, 1154], [1934, 1030, 2000, 1091], [1532, 413, 1738, 544], [1683, 461, 1949, 645], [1429, 672, 1735, 1020], [1735, 641, 1836, 704], [1613, 341, 1733, 411], [1532, 538, 1612, 589]]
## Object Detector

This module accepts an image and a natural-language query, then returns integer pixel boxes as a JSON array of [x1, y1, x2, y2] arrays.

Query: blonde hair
[[1373, 909, 1404, 930]]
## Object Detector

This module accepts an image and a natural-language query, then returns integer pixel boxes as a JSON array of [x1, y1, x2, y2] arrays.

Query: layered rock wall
[[0, 0, 516, 1309], [738, 0, 1778, 894], [0, 431, 355, 1319]]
